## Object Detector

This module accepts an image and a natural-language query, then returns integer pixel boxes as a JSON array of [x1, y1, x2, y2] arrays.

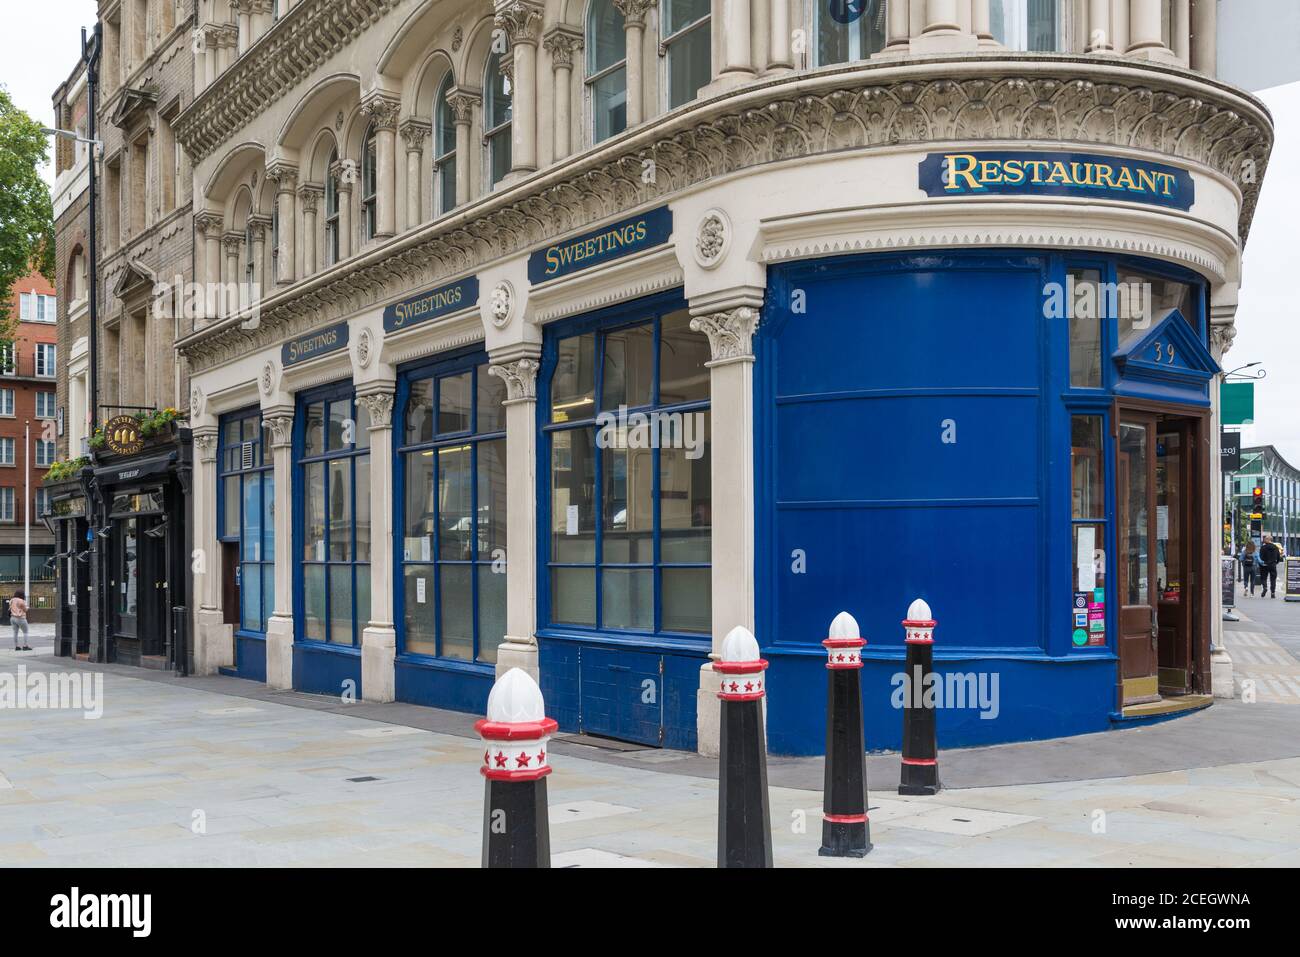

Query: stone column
[[913, 0, 978, 51], [264, 410, 296, 690], [232, 0, 251, 52], [202, 26, 219, 88], [249, 0, 274, 38], [361, 92, 400, 238], [972, 0, 996, 47], [298, 184, 322, 277], [923, 0, 959, 33], [447, 91, 479, 206], [400, 119, 430, 229], [1111, 0, 1130, 55], [1171, 0, 1190, 64], [358, 388, 397, 702], [1127, 0, 1175, 61], [194, 211, 222, 296], [689, 305, 760, 757], [495, 2, 543, 175], [720, 0, 754, 78], [248, 214, 270, 297], [222, 232, 242, 295], [267, 162, 297, 284], [614, 0, 652, 127], [880, 0, 912, 53], [217, 24, 238, 72], [1088, 0, 1112, 50], [192, 427, 234, 675], [488, 353, 541, 680], [543, 27, 582, 160], [332, 158, 355, 260], [768, 0, 793, 69], [1190, 0, 1216, 75]]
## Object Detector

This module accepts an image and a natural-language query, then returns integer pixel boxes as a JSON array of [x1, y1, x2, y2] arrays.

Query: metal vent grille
[[241, 442, 254, 470]]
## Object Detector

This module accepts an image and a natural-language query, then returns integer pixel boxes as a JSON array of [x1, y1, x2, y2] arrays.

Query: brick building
[[0, 272, 59, 587]]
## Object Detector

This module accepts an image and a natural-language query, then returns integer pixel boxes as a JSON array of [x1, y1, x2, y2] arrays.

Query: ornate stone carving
[[356, 327, 374, 368], [297, 185, 324, 214], [179, 66, 1272, 374], [260, 360, 276, 396], [494, 1, 544, 46], [193, 430, 218, 463], [446, 90, 479, 125], [361, 92, 401, 131], [489, 358, 540, 402], [490, 281, 514, 328], [266, 161, 298, 193], [1210, 322, 1236, 359], [357, 390, 394, 428], [193, 211, 223, 236], [695, 209, 729, 268], [190, 386, 205, 418], [221, 233, 244, 256], [690, 308, 760, 363], [264, 414, 294, 448], [400, 118, 431, 151], [613, 0, 654, 28], [543, 26, 583, 71], [452, 26, 464, 51], [332, 158, 359, 189]]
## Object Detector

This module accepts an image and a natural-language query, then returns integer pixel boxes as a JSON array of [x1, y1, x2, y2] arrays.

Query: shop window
[[298, 388, 371, 647], [220, 409, 275, 634], [1116, 268, 1197, 343], [661, 0, 710, 109], [544, 307, 712, 635], [484, 51, 512, 189], [361, 124, 378, 241], [1067, 267, 1103, 388], [325, 148, 341, 266], [990, 0, 1062, 51], [815, 0, 887, 66], [433, 74, 457, 215], [398, 357, 507, 663], [587, 0, 627, 143], [1071, 415, 1107, 641]]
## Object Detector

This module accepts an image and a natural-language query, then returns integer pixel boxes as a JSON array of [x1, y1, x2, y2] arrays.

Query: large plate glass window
[[398, 357, 507, 663], [990, 0, 1062, 51], [545, 305, 712, 635], [298, 388, 372, 647], [219, 409, 275, 634], [816, 0, 887, 66]]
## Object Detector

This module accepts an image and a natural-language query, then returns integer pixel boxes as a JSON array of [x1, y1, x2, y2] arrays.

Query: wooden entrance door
[[1157, 418, 1197, 693], [1117, 413, 1159, 704]]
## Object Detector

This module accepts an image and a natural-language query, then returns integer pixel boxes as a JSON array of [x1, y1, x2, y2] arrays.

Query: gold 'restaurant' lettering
[[286, 328, 340, 363], [543, 219, 649, 277], [944, 153, 1177, 198]]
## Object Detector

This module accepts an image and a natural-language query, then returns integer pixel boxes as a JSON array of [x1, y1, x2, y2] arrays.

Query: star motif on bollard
[[494, 751, 508, 767], [730, 681, 740, 692], [744, 681, 754, 692], [516, 752, 532, 767], [484, 750, 490, 764], [836, 653, 845, 662], [536, 750, 545, 764]]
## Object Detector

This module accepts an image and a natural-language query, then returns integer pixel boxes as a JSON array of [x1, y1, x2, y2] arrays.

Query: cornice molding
[[178, 57, 1272, 374]]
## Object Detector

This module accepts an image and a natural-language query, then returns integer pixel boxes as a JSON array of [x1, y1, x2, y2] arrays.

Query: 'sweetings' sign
[[528, 206, 673, 284], [282, 322, 349, 367], [383, 277, 479, 333]]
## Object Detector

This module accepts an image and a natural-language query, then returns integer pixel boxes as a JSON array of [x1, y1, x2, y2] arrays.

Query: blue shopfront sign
[[528, 206, 673, 284], [383, 277, 479, 333], [282, 322, 349, 367], [918, 151, 1195, 211]]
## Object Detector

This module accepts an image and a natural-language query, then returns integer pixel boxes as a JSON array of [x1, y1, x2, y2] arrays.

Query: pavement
[[2, 613, 1299, 867]]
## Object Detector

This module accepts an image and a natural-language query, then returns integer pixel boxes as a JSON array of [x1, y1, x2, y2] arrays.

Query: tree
[[0, 85, 56, 338]]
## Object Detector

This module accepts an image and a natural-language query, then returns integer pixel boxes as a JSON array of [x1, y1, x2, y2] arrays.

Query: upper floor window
[[271, 204, 280, 278], [990, 0, 1062, 51], [36, 392, 55, 419], [36, 439, 55, 468], [243, 221, 256, 286], [362, 124, 378, 241], [0, 488, 13, 522], [662, 0, 710, 109], [0, 389, 13, 417], [0, 345, 14, 376], [816, 0, 887, 65], [484, 52, 513, 189], [433, 74, 457, 215], [20, 293, 57, 323], [0, 439, 14, 466], [325, 148, 341, 266], [587, 0, 627, 143], [36, 343, 56, 378]]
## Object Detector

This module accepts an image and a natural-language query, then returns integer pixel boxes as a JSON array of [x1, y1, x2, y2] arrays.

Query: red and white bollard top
[[474, 668, 558, 782], [902, 598, 936, 644], [713, 626, 768, 701], [824, 611, 866, 669]]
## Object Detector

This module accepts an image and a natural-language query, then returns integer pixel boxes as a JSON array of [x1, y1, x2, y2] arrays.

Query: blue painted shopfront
[[756, 250, 1214, 755]]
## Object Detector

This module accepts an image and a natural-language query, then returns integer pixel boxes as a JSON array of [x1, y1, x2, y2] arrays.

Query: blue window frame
[[218, 408, 275, 634], [395, 351, 507, 664], [540, 296, 712, 639], [295, 384, 371, 647]]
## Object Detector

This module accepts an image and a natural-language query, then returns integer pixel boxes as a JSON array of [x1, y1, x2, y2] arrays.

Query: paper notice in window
[[421, 537, 431, 561], [1157, 505, 1169, 541], [566, 505, 579, 536], [316, 540, 325, 562], [1077, 526, 1096, 591], [416, 577, 426, 604]]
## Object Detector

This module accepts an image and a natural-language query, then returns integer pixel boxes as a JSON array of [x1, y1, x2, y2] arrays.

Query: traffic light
[[1252, 485, 1264, 518]]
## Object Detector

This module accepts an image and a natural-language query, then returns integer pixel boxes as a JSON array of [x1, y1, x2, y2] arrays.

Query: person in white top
[[9, 590, 30, 651]]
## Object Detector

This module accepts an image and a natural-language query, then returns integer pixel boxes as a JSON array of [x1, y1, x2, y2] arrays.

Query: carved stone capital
[[194, 211, 223, 236], [247, 214, 272, 242], [266, 162, 298, 192], [221, 232, 244, 255], [357, 390, 395, 429], [1210, 322, 1236, 360], [613, 0, 655, 29], [193, 428, 218, 464], [264, 414, 294, 448], [489, 357, 540, 402], [361, 92, 402, 131], [400, 118, 432, 151], [298, 184, 325, 214], [446, 90, 480, 125], [690, 308, 760, 363], [331, 158, 358, 191], [494, 1, 544, 46], [543, 26, 584, 71]]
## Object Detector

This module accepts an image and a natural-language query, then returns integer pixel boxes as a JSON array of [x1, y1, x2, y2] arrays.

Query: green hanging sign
[[1221, 381, 1255, 425]]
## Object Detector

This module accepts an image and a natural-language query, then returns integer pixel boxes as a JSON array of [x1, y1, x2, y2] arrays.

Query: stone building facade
[[174, 0, 1271, 754]]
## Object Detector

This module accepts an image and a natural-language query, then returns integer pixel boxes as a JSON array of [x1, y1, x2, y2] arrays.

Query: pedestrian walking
[[10, 590, 31, 651], [1243, 540, 1258, 595], [1259, 535, 1282, 598]]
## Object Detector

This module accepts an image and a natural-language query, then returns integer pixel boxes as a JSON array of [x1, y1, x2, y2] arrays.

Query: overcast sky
[[3, 3, 1297, 464]]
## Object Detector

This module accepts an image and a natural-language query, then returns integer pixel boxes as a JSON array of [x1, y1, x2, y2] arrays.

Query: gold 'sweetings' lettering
[[544, 219, 649, 277], [391, 284, 465, 328], [286, 328, 340, 363]]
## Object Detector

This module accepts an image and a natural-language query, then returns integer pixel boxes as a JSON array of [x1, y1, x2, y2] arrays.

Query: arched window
[[586, 0, 626, 143], [484, 51, 512, 189], [433, 74, 457, 215], [816, 0, 887, 65], [325, 148, 340, 266], [661, 0, 710, 109], [361, 123, 378, 240], [989, 0, 1062, 51], [243, 220, 256, 286]]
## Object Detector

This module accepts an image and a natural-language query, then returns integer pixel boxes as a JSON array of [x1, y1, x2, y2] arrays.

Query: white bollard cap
[[902, 598, 937, 644], [906, 598, 933, 622], [824, 611, 866, 667], [713, 626, 768, 696], [828, 611, 860, 639], [485, 667, 546, 724], [720, 625, 761, 663]]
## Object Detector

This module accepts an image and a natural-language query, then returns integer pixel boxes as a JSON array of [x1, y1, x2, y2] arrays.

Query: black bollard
[[475, 668, 557, 868], [899, 599, 941, 796], [820, 611, 872, 857], [714, 626, 773, 868]]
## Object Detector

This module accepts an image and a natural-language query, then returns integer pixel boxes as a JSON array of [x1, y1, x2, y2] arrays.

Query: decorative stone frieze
[[179, 60, 1271, 373]]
